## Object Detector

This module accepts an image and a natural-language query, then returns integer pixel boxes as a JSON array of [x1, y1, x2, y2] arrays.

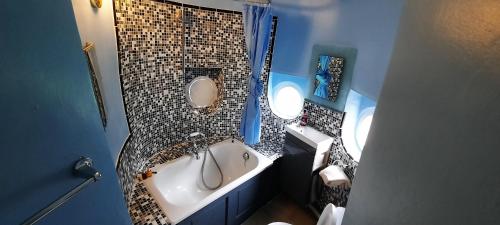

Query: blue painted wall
[[0, 1, 132, 225], [270, 0, 406, 100]]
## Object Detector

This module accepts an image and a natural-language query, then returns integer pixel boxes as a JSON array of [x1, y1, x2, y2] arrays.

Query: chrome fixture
[[74, 157, 101, 179], [21, 157, 101, 225], [234, 0, 271, 6], [191, 149, 200, 160], [189, 131, 206, 138], [186, 132, 206, 159], [187, 132, 224, 190], [243, 152, 250, 161], [90, 0, 102, 8]]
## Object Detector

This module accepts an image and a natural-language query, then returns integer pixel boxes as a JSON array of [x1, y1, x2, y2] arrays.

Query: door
[[0, 1, 132, 225]]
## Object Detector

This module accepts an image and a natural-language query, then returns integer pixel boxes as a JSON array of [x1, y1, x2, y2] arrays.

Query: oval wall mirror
[[184, 68, 223, 115], [187, 76, 217, 108]]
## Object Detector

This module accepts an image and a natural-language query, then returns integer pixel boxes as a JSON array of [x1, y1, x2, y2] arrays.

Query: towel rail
[[21, 157, 101, 225], [82, 42, 107, 128]]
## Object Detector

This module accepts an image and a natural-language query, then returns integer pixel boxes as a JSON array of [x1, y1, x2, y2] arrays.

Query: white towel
[[319, 165, 351, 188]]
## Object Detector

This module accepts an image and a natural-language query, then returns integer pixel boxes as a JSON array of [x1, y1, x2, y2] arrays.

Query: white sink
[[285, 124, 334, 149], [285, 124, 334, 171]]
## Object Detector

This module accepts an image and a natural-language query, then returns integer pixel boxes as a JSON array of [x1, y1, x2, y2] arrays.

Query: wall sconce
[[90, 0, 102, 8]]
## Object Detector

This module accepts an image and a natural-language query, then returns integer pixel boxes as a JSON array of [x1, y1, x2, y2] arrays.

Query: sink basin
[[285, 124, 334, 149]]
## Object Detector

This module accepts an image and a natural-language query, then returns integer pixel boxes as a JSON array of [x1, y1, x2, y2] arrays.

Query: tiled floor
[[242, 195, 317, 225]]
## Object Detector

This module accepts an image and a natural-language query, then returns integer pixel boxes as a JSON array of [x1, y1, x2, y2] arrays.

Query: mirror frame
[[184, 67, 224, 115], [307, 44, 357, 112]]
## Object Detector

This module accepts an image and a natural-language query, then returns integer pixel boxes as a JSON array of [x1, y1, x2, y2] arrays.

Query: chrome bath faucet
[[187, 132, 206, 159]]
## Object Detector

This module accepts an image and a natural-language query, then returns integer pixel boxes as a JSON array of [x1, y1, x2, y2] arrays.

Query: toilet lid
[[335, 207, 345, 225], [186, 76, 218, 108], [317, 203, 344, 225]]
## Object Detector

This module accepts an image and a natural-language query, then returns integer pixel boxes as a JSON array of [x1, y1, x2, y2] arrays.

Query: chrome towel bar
[[21, 157, 101, 225]]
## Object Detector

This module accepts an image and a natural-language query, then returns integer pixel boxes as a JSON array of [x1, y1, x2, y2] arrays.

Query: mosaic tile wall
[[114, 0, 358, 217], [115, 0, 250, 198]]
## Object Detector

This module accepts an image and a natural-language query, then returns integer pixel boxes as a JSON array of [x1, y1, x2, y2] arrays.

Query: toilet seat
[[268, 223, 291, 225]]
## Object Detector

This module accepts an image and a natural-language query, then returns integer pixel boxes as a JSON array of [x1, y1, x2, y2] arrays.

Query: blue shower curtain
[[239, 4, 272, 145], [314, 56, 332, 98]]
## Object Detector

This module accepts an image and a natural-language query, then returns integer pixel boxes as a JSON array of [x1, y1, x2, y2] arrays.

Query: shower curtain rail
[[233, 0, 270, 7], [21, 157, 101, 225]]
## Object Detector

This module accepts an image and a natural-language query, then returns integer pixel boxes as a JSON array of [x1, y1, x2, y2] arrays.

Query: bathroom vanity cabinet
[[177, 163, 279, 225], [279, 125, 334, 206]]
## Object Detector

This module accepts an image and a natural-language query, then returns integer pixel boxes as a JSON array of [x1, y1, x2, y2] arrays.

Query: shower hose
[[201, 147, 223, 190]]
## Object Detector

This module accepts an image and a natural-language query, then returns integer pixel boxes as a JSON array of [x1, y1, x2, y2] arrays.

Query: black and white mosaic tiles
[[115, 0, 252, 199], [305, 102, 358, 208], [128, 182, 170, 225], [114, 0, 358, 222]]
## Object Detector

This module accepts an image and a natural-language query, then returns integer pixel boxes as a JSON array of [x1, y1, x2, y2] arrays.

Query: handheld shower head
[[189, 132, 206, 138]]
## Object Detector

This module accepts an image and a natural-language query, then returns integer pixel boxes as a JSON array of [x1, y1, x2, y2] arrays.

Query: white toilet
[[268, 203, 345, 225]]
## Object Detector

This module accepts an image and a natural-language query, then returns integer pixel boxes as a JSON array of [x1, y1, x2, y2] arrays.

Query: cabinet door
[[227, 165, 278, 225], [280, 147, 315, 206], [178, 197, 227, 225], [176, 219, 192, 225], [178, 165, 279, 225]]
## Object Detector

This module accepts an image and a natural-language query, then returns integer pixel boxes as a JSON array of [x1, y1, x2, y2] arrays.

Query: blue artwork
[[313, 55, 344, 100], [307, 45, 357, 112]]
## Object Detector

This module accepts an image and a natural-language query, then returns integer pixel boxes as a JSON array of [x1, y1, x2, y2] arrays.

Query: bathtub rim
[[142, 138, 274, 224]]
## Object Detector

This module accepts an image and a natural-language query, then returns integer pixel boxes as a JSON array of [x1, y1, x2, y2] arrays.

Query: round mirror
[[184, 68, 223, 115], [186, 76, 218, 108]]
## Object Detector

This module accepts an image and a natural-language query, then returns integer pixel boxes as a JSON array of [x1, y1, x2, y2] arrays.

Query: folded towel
[[319, 165, 351, 188]]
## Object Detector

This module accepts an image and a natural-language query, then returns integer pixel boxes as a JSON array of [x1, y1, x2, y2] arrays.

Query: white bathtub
[[143, 139, 273, 224]]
